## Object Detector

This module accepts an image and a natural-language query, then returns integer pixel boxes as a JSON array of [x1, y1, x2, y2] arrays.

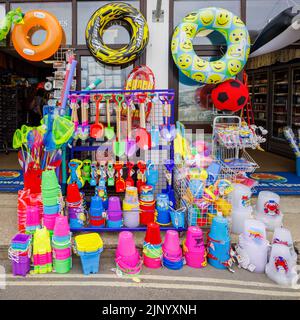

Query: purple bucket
[[11, 255, 30, 277], [108, 211, 123, 221]]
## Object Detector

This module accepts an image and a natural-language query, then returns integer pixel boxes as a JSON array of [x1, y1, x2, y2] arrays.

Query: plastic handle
[[137, 93, 147, 104], [104, 94, 112, 127], [114, 94, 125, 106], [94, 94, 103, 125]]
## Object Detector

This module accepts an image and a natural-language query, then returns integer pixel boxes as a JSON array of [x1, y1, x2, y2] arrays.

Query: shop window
[[246, 0, 299, 42], [0, 4, 6, 47], [11, 2, 72, 45], [174, 0, 241, 45], [81, 56, 133, 89], [77, 1, 140, 45]]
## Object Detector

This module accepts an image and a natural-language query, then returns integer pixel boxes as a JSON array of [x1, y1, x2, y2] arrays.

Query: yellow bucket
[[75, 233, 103, 253]]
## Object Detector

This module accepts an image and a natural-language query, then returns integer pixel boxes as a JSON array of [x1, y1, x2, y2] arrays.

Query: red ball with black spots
[[211, 79, 249, 112]]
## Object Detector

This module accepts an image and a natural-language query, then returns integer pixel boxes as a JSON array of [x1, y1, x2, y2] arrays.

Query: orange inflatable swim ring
[[12, 10, 62, 62]]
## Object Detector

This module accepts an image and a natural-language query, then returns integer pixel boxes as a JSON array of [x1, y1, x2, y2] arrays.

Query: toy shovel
[[78, 95, 90, 141], [90, 94, 104, 139], [159, 93, 176, 142], [125, 94, 137, 157], [149, 94, 160, 148], [104, 94, 115, 140], [162, 159, 176, 209], [113, 94, 126, 157], [136, 93, 151, 150]]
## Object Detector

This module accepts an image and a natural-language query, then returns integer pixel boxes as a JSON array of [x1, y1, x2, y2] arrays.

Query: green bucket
[[42, 170, 59, 189], [42, 188, 60, 198], [52, 240, 71, 250], [53, 257, 72, 274], [42, 196, 59, 206]]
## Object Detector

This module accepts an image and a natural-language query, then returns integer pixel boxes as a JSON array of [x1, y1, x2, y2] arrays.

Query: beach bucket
[[41, 170, 59, 189], [124, 187, 139, 204], [185, 250, 206, 268], [66, 183, 81, 204], [236, 233, 269, 273], [69, 218, 84, 228], [26, 205, 40, 227], [185, 226, 204, 252], [265, 243, 299, 287], [116, 231, 137, 257], [209, 216, 230, 241], [42, 187, 60, 198], [143, 254, 162, 269], [78, 249, 103, 275], [156, 208, 171, 225], [11, 234, 31, 251], [42, 196, 59, 207], [53, 247, 71, 260], [272, 227, 297, 263], [53, 215, 70, 237], [243, 219, 266, 242], [123, 201, 139, 211], [107, 210, 122, 221], [53, 257, 72, 274], [162, 230, 182, 258], [140, 185, 154, 202], [170, 207, 185, 229], [107, 220, 122, 228], [108, 196, 122, 212], [43, 214, 59, 230], [231, 206, 252, 235], [256, 191, 280, 214], [163, 257, 184, 270], [89, 217, 105, 227], [230, 183, 252, 210], [145, 222, 162, 245], [156, 193, 169, 210], [90, 195, 103, 213], [140, 209, 155, 226], [116, 248, 140, 268], [123, 210, 139, 228], [10, 254, 30, 277], [43, 204, 60, 215], [75, 233, 103, 253], [145, 166, 159, 190], [207, 239, 231, 270]]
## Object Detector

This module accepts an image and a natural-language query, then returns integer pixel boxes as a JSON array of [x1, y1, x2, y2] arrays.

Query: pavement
[[0, 256, 299, 300]]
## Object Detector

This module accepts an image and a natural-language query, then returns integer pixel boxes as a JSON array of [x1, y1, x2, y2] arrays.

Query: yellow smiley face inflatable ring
[[171, 7, 250, 84]]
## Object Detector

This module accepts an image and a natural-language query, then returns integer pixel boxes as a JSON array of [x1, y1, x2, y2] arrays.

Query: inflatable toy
[[86, 2, 149, 65], [125, 65, 155, 90], [12, 10, 63, 62], [211, 79, 249, 112], [0, 8, 24, 41], [251, 7, 300, 58], [195, 84, 216, 109], [171, 7, 250, 84]]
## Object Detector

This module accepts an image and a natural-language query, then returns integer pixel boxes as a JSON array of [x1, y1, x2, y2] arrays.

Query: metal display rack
[[67, 89, 185, 232]]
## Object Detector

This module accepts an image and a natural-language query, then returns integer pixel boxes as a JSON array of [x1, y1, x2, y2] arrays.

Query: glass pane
[[77, 1, 140, 45], [292, 68, 300, 134], [11, 2, 72, 45], [81, 56, 133, 90], [272, 70, 289, 140], [178, 65, 214, 123], [174, 0, 240, 45], [246, 0, 292, 43], [251, 72, 268, 125]]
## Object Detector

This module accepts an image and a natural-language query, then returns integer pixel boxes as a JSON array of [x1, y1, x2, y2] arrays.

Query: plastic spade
[[113, 94, 126, 157], [78, 95, 90, 141], [162, 159, 176, 209], [159, 93, 176, 142], [136, 160, 147, 193], [90, 94, 104, 139], [136, 93, 151, 150], [125, 161, 135, 187], [125, 94, 137, 157], [150, 94, 160, 148], [114, 161, 125, 193], [104, 94, 115, 140]]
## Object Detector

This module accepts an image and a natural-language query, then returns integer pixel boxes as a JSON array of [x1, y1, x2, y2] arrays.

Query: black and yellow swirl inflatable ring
[[86, 2, 149, 66]]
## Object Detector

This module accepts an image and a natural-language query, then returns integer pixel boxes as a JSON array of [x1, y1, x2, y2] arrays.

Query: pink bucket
[[33, 252, 52, 265], [162, 230, 181, 255], [185, 226, 204, 252], [116, 231, 137, 257], [53, 215, 70, 237], [143, 254, 162, 269], [115, 249, 140, 267], [43, 214, 59, 230], [185, 250, 206, 269], [53, 247, 71, 260]]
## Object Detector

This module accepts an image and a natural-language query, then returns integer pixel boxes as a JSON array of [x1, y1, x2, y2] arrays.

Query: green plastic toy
[[0, 8, 24, 41], [82, 159, 91, 184]]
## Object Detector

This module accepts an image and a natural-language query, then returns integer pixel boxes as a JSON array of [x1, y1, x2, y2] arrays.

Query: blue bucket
[[156, 208, 171, 225], [90, 195, 103, 211], [208, 240, 231, 270], [107, 219, 122, 228], [69, 218, 83, 229], [43, 204, 60, 215], [170, 208, 185, 229], [146, 168, 159, 190], [163, 257, 183, 270], [78, 248, 103, 275], [209, 216, 230, 242]]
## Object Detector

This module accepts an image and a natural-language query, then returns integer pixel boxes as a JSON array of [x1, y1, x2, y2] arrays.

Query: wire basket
[[174, 162, 235, 229]]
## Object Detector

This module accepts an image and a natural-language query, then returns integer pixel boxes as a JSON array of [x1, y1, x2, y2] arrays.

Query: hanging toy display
[[114, 162, 126, 193], [125, 162, 135, 188], [81, 159, 91, 185], [145, 160, 159, 191], [86, 2, 149, 66], [136, 161, 147, 193], [67, 159, 84, 189], [90, 161, 98, 187], [162, 160, 176, 209], [107, 161, 115, 187]]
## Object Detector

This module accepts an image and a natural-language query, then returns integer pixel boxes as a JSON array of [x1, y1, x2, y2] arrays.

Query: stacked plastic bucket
[[115, 231, 142, 276], [33, 227, 52, 274], [75, 233, 103, 275], [89, 195, 105, 227], [17, 189, 30, 232], [123, 187, 140, 228], [162, 230, 184, 270], [107, 196, 122, 228], [139, 185, 155, 226], [25, 200, 41, 235], [52, 216, 72, 273], [67, 183, 86, 229], [183, 226, 207, 268], [143, 222, 162, 268], [207, 216, 231, 269], [156, 193, 171, 226], [41, 170, 61, 234], [9, 234, 32, 277]]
